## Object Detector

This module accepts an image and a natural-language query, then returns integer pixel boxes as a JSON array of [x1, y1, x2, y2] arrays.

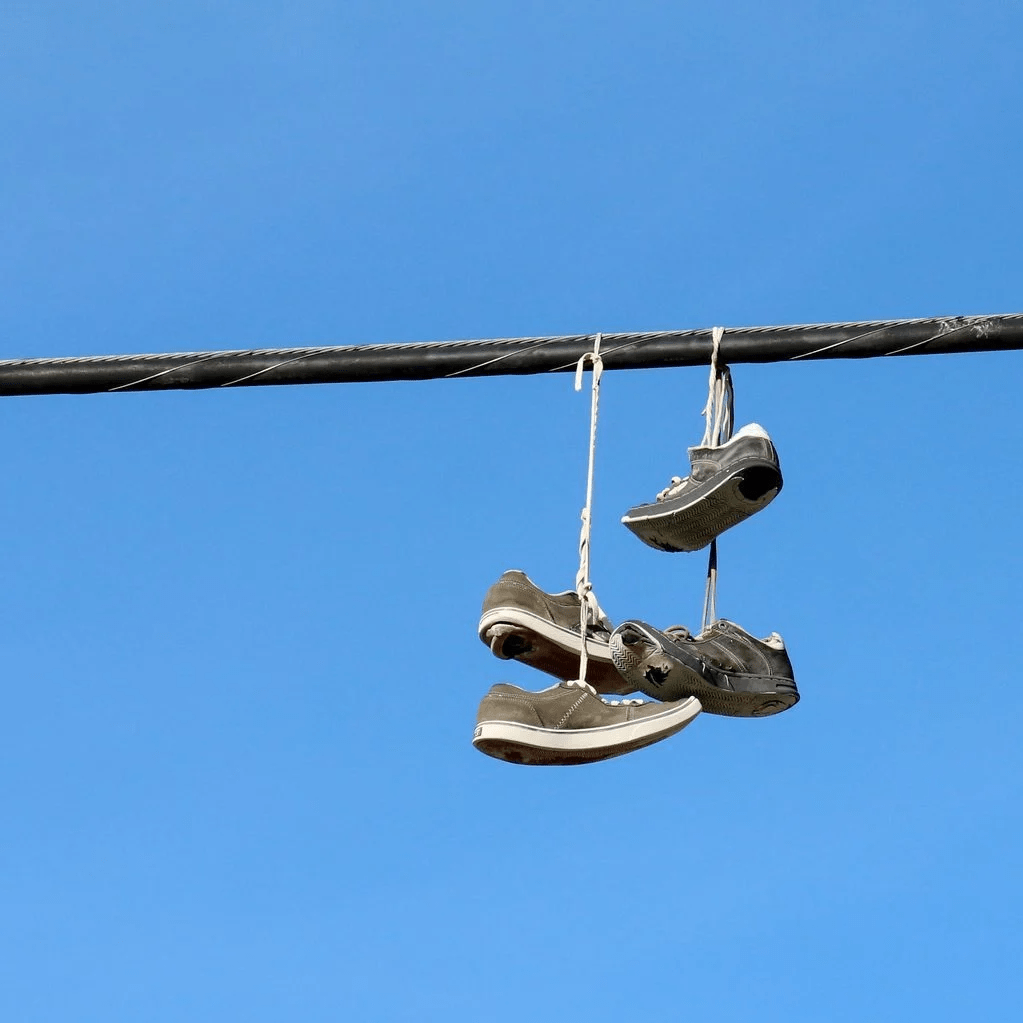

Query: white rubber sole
[[473, 696, 702, 765], [477, 606, 614, 663]]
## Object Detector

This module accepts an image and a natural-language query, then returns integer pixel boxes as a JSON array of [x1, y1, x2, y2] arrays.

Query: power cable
[[0, 313, 1019, 397]]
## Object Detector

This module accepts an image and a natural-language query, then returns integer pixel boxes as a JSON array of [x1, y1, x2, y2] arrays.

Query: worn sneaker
[[473, 679, 702, 765], [609, 619, 798, 718], [621, 423, 783, 552], [478, 570, 631, 695]]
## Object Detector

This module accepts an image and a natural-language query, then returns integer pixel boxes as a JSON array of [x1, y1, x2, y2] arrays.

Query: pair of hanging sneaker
[[473, 424, 797, 765]]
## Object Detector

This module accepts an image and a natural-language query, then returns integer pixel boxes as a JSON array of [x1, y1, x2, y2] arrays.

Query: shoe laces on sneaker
[[564, 679, 646, 706], [664, 625, 694, 642], [656, 475, 688, 501], [564, 679, 599, 697], [587, 600, 614, 636], [544, 588, 612, 637], [688, 618, 786, 649]]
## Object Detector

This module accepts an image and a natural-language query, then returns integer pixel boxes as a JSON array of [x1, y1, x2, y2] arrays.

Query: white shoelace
[[573, 334, 604, 683], [700, 326, 734, 633], [656, 475, 687, 501], [564, 680, 645, 706], [700, 326, 734, 449]]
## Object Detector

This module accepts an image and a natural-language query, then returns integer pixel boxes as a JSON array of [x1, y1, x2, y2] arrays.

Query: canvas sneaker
[[609, 618, 798, 718], [621, 423, 783, 552], [473, 679, 702, 765], [479, 570, 631, 695]]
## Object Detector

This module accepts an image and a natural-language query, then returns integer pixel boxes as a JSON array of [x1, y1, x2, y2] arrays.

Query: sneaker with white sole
[[478, 570, 631, 695], [621, 423, 783, 553], [609, 618, 799, 718], [473, 679, 702, 765]]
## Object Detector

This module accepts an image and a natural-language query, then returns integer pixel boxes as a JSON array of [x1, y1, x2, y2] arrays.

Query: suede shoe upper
[[477, 680, 652, 731], [481, 570, 612, 640]]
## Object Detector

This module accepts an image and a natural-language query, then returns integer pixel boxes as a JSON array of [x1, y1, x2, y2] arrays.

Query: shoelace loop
[[700, 326, 734, 449], [700, 327, 734, 633], [573, 333, 604, 682]]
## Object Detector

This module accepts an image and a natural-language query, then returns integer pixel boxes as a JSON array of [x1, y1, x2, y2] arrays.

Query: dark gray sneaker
[[621, 423, 783, 553], [473, 680, 702, 765], [609, 619, 798, 718], [478, 570, 631, 695]]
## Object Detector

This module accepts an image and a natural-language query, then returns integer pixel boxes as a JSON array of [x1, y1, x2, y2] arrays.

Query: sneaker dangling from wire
[[621, 423, 783, 552], [472, 679, 702, 765], [609, 618, 798, 718], [478, 570, 631, 695]]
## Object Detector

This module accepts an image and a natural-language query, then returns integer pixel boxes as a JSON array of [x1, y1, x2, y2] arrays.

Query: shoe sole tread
[[623, 459, 781, 552]]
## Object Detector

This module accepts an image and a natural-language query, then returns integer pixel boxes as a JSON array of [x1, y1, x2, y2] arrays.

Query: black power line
[[1, 313, 1021, 397]]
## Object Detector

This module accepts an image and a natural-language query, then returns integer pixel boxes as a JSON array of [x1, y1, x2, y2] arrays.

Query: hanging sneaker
[[478, 570, 631, 695], [609, 619, 798, 718], [621, 423, 783, 553], [473, 679, 702, 765]]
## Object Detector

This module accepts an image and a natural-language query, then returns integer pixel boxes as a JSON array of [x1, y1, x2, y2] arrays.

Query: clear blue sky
[[2, 2, 1021, 1019]]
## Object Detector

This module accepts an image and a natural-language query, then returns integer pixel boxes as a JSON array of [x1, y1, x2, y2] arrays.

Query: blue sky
[[2, 2, 1022, 1019]]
